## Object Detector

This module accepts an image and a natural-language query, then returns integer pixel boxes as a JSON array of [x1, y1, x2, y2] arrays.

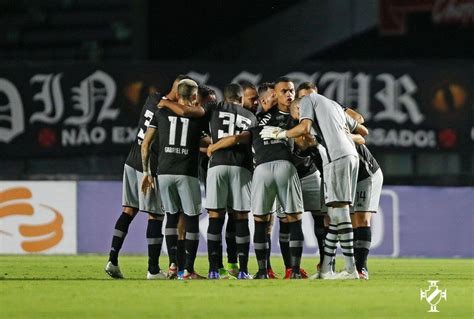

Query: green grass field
[[0, 256, 472, 319]]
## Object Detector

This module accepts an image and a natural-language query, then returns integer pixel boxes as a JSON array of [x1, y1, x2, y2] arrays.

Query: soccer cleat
[[253, 270, 269, 279], [320, 270, 337, 280], [290, 271, 302, 279], [237, 272, 253, 280], [105, 261, 124, 279], [334, 269, 360, 280], [227, 263, 239, 277], [147, 271, 167, 280], [309, 272, 321, 280], [300, 268, 308, 279], [182, 270, 206, 280], [267, 268, 277, 279], [218, 268, 237, 279], [358, 268, 369, 280], [167, 263, 178, 279], [208, 271, 220, 279], [284, 268, 292, 279]]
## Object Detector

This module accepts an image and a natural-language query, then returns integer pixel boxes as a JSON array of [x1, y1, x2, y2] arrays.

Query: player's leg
[[300, 170, 321, 279], [207, 210, 225, 279], [105, 165, 139, 279], [278, 213, 292, 279], [232, 211, 251, 279], [323, 155, 359, 279], [353, 168, 383, 279], [266, 214, 276, 278], [179, 175, 205, 279], [158, 174, 181, 279], [225, 217, 238, 274], [139, 174, 166, 279], [177, 213, 186, 275], [227, 166, 252, 279], [146, 213, 166, 279], [276, 161, 305, 279], [251, 163, 277, 279]]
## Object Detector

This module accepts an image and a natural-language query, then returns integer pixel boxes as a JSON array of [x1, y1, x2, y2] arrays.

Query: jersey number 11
[[168, 116, 189, 147]]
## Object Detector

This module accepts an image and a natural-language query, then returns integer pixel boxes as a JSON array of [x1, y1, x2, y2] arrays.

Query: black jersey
[[356, 144, 380, 181], [205, 102, 257, 171], [287, 119, 318, 178], [125, 93, 161, 174], [249, 126, 293, 167], [258, 106, 292, 129], [152, 107, 205, 177]]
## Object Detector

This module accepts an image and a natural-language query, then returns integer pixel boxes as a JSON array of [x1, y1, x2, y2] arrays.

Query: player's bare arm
[[345, 107, 365, 124], [140, 127, 156, 195], [207, 132, 251, 157], [158, 98, 205, 118], [294, 134, 317, 150]]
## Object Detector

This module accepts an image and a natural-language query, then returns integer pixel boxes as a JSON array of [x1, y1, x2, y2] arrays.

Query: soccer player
[[142, 79, 206, 280], [104, 91, 171, 279], [345, 115, 383, 280], [210, 79, 306, 280], [261, 92, 360, 280], [205, 83, 257, 280], [256, 82, 276, 117], [238, 80, 259, 113]]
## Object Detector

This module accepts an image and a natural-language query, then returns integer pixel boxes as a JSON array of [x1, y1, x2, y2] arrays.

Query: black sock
[[266, 234, 272, 270], [165, 213, 179, 267], [289, 220, 304, 273], [279, 221, 291, 269], [254, 220, 268, 272], [184, 215, 200, 273], [313, 215, 326, 266], [109, 212, 134, 266], [177, 240, 186, 272], [225, 217, 237, 264], [235, 219, 250, 273], [217, 242, 224, 269], [207, 217, 224, 272], [355, 226, 372, 271], [147, 219, 163, 274]]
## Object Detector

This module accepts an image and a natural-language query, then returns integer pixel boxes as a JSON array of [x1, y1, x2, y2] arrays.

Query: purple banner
[[77, 181, 473, 258]]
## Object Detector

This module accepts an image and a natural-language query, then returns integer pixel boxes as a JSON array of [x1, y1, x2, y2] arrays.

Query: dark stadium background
[[1, 0, 472, 185]]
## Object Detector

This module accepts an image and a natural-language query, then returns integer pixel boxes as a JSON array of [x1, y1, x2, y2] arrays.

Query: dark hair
[[238, 80, 256, 91], [296, 82, 316, 94], [198, 85, 213, 100], [177, 80, 198, 101], [224, 83, 243, 102], [274, 76, 292, 86], [258, 82, 275, 95]]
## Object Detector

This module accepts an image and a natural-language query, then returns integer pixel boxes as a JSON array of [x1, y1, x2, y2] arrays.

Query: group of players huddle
[[104, 74, 383, 281]]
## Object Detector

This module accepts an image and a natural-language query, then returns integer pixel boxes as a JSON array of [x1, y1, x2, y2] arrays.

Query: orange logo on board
[[0, 187, 64, 252]]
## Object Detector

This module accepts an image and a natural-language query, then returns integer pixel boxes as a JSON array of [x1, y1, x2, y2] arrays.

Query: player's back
[[207, 102, 257, 170], [301, 93, 357, 162], [125, 92, 161, 174], [156, 107, 204, 177]]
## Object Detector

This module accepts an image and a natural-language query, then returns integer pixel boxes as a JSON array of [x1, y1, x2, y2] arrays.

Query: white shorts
[[205, 165, 252, 211], [300, 170, 322, 212], [158, 174, 202, 216], [323, 155, 359, 205], [251, 160, 303, 216], [122, 164, 163, 215], [352, 168, 383, 213]]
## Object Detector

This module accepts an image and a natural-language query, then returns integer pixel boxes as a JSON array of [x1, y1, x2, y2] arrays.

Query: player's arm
[[207, 132, 251, 157], [140, 127, 157, 195], [158, 98, 205, 118], [345, 108, 365, 124], [350, 133, 365, 145], [294, 134, 318, 150]]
